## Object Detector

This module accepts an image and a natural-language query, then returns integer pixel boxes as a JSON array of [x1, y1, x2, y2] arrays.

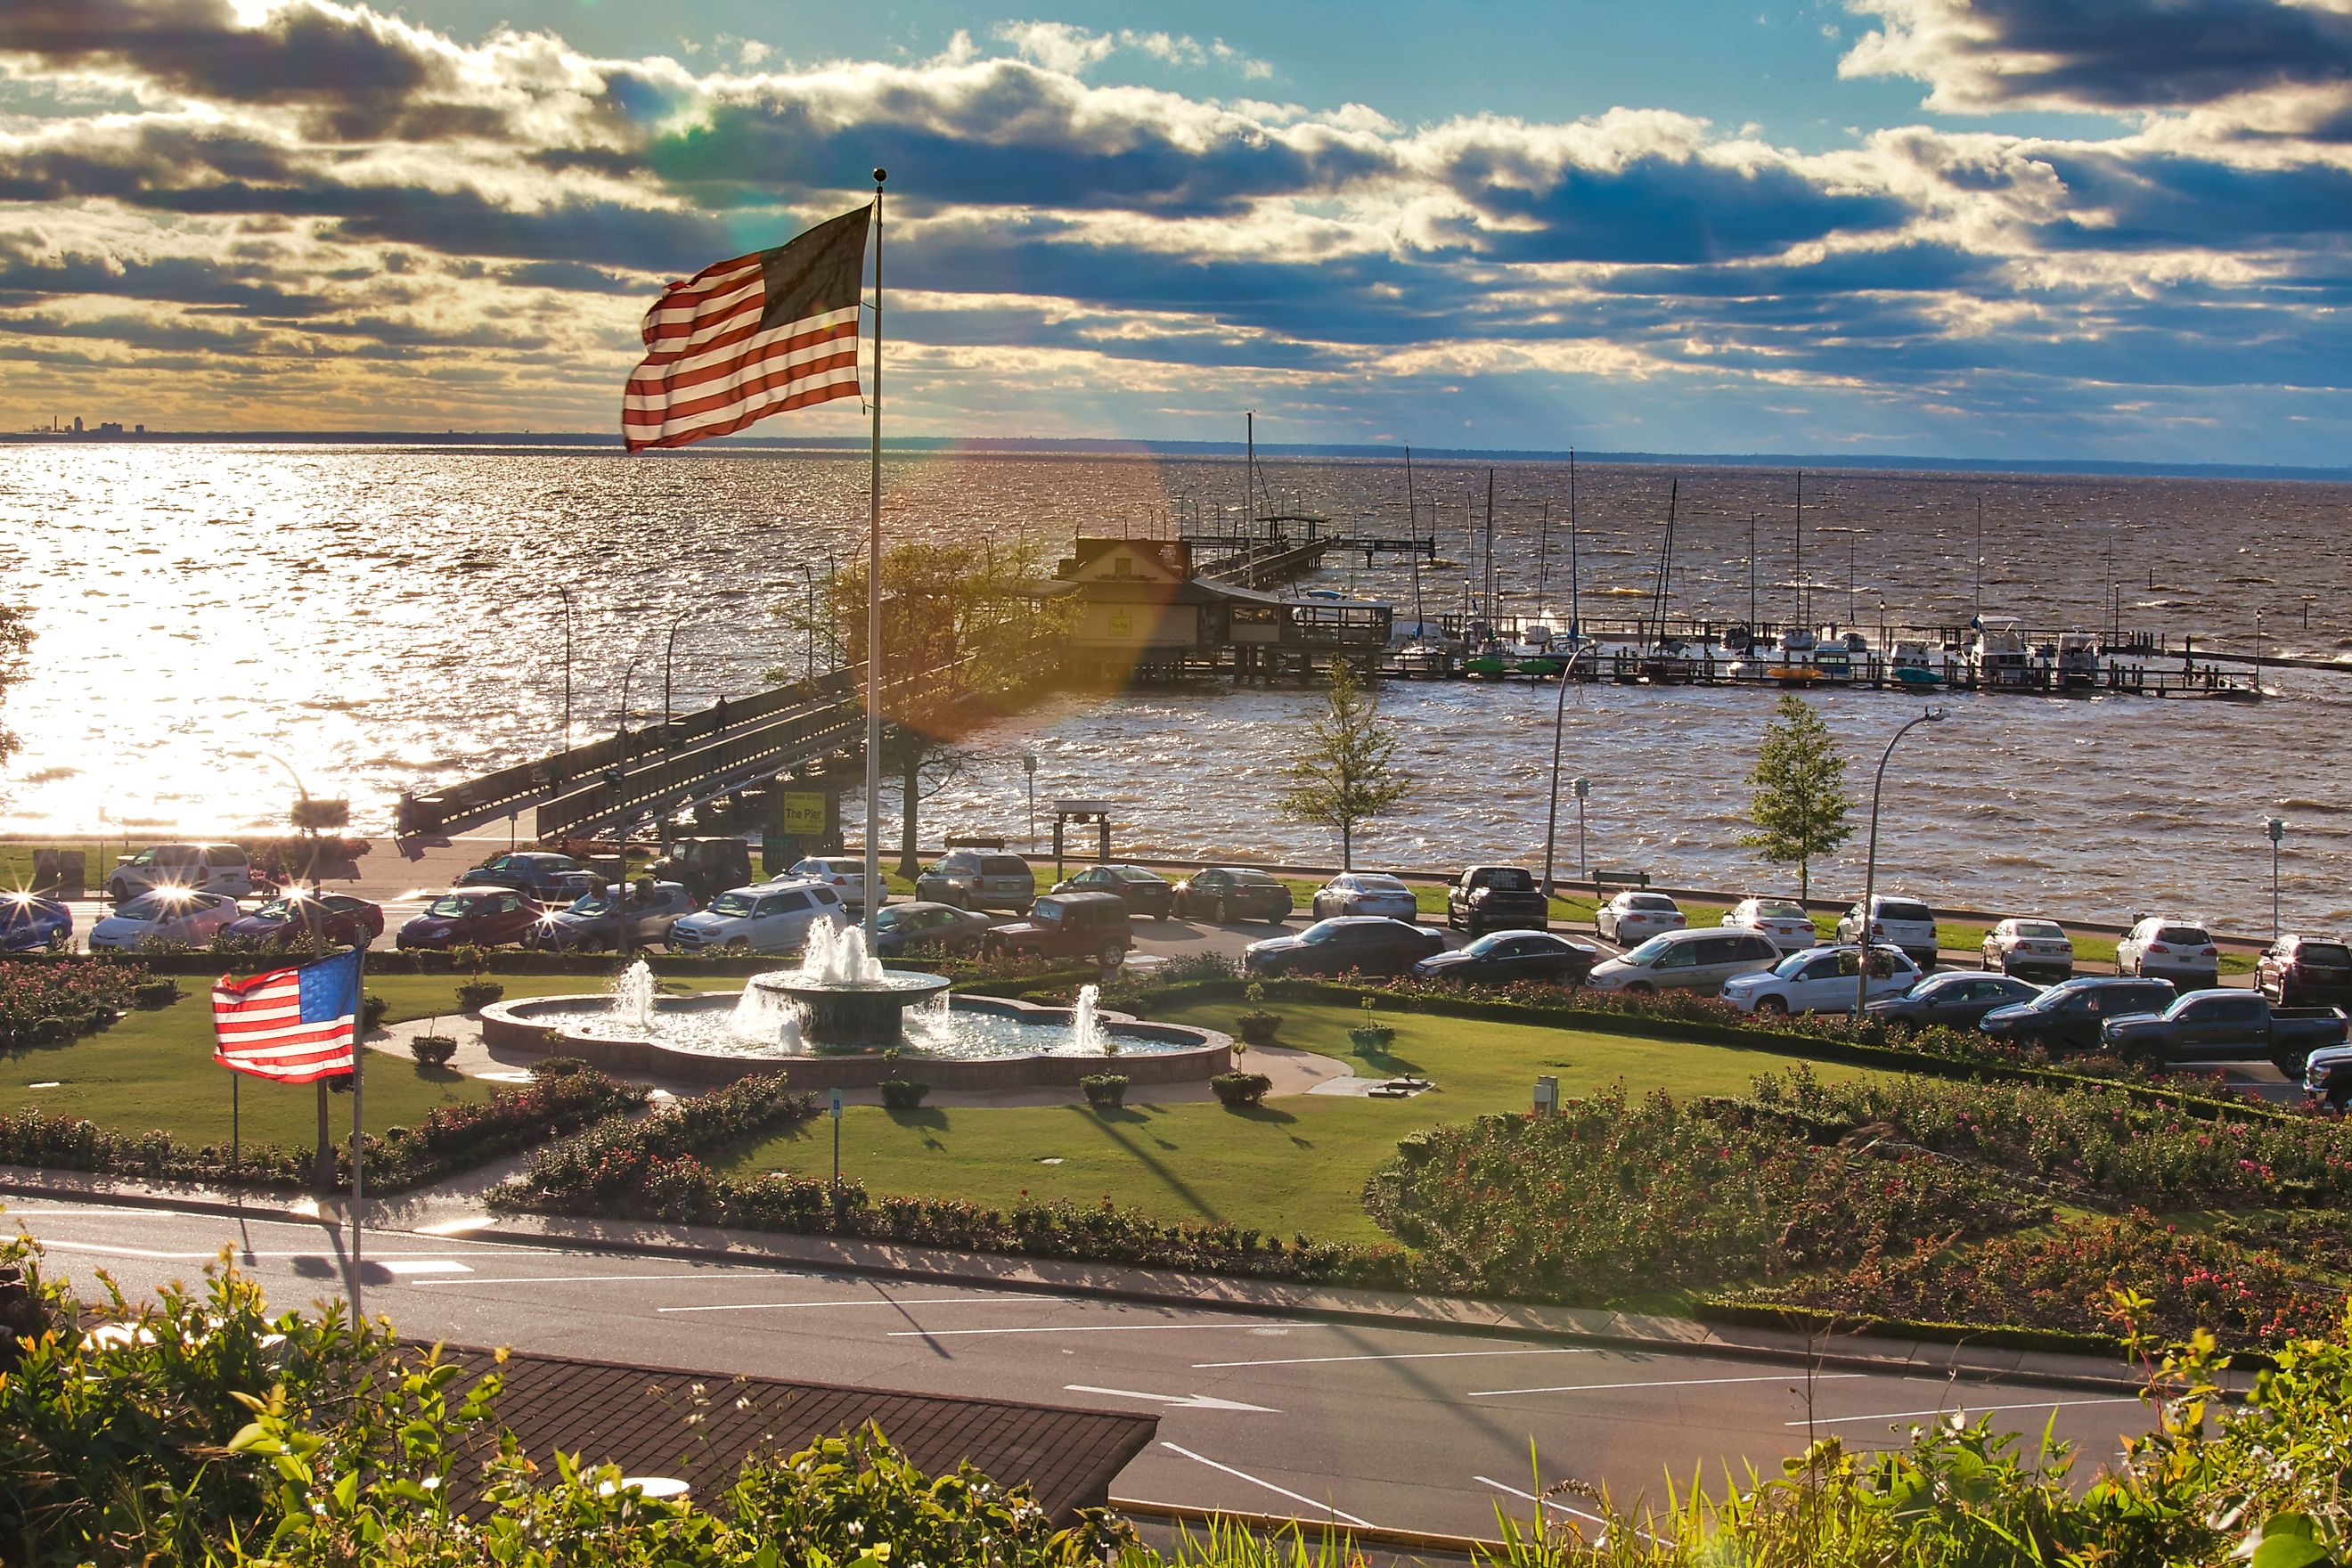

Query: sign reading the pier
[[779, 791, 827, 834], [1107, 609, 1132, 638]]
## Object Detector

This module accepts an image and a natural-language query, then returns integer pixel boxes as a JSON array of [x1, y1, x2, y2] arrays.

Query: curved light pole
[[1539, 642, 1602, 900], [660, 612, 697, 853], [1856, 706, 1948, 1017], [555, 585, 576, 758]]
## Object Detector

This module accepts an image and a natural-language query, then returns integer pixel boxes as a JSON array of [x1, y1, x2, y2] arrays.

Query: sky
[[2, 0, 2350, 464]]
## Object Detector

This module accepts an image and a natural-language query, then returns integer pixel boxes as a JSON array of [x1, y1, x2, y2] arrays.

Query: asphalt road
[[9, 1199, 2158, 1541]]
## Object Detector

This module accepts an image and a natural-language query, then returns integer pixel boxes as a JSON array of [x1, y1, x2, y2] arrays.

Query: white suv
[[1719, 944, 1923, 1015], [2118, 917, 2220, 987], [109, 842, 255, 902], [667, 880, 846, 954], [1835, 895, 1940, 970], [782, 857, 887, 912]]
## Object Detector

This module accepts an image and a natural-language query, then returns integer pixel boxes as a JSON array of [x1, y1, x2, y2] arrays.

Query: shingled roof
[[434, 1343, 1159, 1523]]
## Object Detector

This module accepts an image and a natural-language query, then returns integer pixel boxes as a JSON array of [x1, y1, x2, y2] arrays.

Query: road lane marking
[[34, 1241, 476, 1262], [1792, 1396, 2144, 1428], [1193, 1348, 1596, 1369], [1066, 1384, 1280, 1413], [1471, 1372, 1865, 1398], [1161, 1442, 1371, 1528], [418, 1271, 739, 1286], [890, 1320, 1313, 1338], [413, 1217, 502, 1237], [380, 1261, 472, 1276], [666, 1295, 1065, 1314], [1475, 1474, 1658, 1545]]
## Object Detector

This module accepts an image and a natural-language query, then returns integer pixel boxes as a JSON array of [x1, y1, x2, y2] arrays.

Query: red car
[[221, 894, 386, 951], [396, 886, 544, 950]]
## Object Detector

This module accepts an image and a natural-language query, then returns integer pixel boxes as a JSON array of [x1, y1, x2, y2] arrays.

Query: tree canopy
[[1739, 693, 1852, 901], [1278, 662, 1414, 871]]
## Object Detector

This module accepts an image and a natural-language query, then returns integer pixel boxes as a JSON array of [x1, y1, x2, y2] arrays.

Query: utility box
[[33, 848, 85, 900], [1533, 1074, 1558, 1117]]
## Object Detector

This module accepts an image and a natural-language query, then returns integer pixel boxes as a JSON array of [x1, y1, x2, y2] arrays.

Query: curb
[[0, 1172, 330, 1229], [1114, 1496, 1495, 1558], [460, 1213, 2155, 1396]]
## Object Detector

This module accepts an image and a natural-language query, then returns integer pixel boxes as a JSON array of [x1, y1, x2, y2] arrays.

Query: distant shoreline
[[4, 429, 2347, 483]]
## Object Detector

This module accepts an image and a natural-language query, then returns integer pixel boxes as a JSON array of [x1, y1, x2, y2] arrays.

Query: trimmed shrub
[[1080, 1073, 1129, 1110], [878, 1078, 931, 1111], [408, 1034, 458, 1069], [361, 992, 388, 1031], [1210, 1071, 1272, 1108], [130, 978, 180, 1010], [453, 979, 504, 1014]]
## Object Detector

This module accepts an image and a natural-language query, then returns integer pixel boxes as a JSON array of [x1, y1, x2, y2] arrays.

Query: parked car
[[529, 881, 696, 951], [88, 888, 245, 951], [1052, 864, 1174, 921], [1172, 867, 1294, 925], [395, 886, 546, 951], [220, 894, 386, 951], [1596, 891, 1686, 945], [1244, 916, 1445, 978], [1312, 871, 1419, 922], [1412, 930, 1599, 987], [1587, 927, 1779, 994], [1722, 895, 1819, 954], [1447, 867, 1548, 936], [1718, 944, 1923, 1015], [2102, 989, 2348, 1077], [1866, 972, 2043, 1033], [457, 852, 598, 903], [780, 857, 887, 912], [983, 891, 1135, 969], [1978, 976, 2177, 1054], [0, 894, 72, 952], [2117, 917, 2221, 987], [2257, 935, 2352, 1008], [648, 837, 754, 902], [108, 842, 255, 902], [1834, 895, 1940, 970], [2302, 1043, 2352, 1108], [914, 850, 1036, 914], [872, 901, 993, 959], [667, 880, 846, 955], [1981, 918, 2076, 983]]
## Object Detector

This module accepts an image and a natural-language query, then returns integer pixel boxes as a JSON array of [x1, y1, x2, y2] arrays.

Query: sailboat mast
[[1793, 467, 1805, 627], [1405, 445, 1424, 630], [1568, 449, 1580, 639], [1482, 468, 1496, 627], [1535, 500, 1550, 619]]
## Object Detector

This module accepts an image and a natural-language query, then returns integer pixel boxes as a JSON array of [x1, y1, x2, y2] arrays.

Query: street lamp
[[1021, 751, 1038, 853], [2265, 816, 2285, 941], [1856, 707, 1948, 1018], [1540, 644, 1602, 899], [555, 585, 576, 757]]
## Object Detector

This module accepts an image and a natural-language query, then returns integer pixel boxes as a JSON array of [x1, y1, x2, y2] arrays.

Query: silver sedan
[[1311, 871, 1420, 921]]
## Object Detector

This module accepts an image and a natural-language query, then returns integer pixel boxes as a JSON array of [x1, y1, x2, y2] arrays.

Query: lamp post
[[660, 612, 696, 853], [1856, 707, 1948, 1018], [1539, 645, 1601, 899], [613, 655, 647, 962], [1021, 751, 1038, 853], [2265, 816, 2285, 941], [555, 585, 576, 757]]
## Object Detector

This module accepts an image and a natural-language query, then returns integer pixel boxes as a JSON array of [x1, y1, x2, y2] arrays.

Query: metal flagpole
[[862, 170, 886, 944], [349, 942, 364, 1322]]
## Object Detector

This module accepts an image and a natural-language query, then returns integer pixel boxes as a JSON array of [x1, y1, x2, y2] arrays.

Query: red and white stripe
[[212, 970, 354, 1084], [622, 250, 862, 452]]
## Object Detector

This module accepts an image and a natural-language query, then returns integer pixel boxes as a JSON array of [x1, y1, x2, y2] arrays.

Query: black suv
[[1978, 976, 2176, 1054], [1051, 863, 1173, 921], [982, 891, 1134, 968]]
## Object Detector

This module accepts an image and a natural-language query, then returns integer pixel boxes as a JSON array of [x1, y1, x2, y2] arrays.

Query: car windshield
[[1462, 933, 1512, 956], [1754, 900, 1807, 919], [1229, 871, 1281, 887], [117, 895, 184, 921], [1480, 870, 1534, 892], [424, 895, 474, 918], [1770, 951, 1825, 978], [2300, 942, 2352, 966], [1623, 935, 1676, 965], [1114, 868, 1161, 883], [1300, 920, 1349, 943], [568, 894, 616, 916], [1628, 895, 1676, 911], [1878, 901, 1934, 923], [252, 899, 300, 921], [2156, 926, 2209, 944], [979, 857, 1028, 877], [2013, 920, 2066, 940], [1352, 875, 1408, 892], [876, 908, 911, 928], [707, 893, 755, 917]]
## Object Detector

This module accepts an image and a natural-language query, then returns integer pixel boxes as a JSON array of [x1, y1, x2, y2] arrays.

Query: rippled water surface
[[5, 442, 2350, 930]]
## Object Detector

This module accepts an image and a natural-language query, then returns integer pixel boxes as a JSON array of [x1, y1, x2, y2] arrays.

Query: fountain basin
[[478, 991, 1232, 1090], [750, 969, 952, 1047]]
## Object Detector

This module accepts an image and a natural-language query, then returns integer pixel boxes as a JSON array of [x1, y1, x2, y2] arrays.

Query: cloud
[[990, 20, 1274, 80]]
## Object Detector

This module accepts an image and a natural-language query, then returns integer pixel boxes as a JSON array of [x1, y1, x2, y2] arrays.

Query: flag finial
[[873, 167, 887, 184]]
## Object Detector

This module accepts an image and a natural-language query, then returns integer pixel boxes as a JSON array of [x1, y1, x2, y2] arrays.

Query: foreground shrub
[[878, 1077, 930, 1110], [1210, 1071, 1271, 1107], [494, 1073, 815, 1209], [0, 960, 142, 1049], [408, 1033, 458, 1069], [1080, 1073, 1128, 1110], [453, 978, 505, 1013], [1366, 1085, 2045, 1302]]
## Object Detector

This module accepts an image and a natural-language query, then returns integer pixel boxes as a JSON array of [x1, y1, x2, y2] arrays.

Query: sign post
[[1572, 776, 1591, 882], [1020, 753, 1038, 853], [829, 1089, 844, 1217]]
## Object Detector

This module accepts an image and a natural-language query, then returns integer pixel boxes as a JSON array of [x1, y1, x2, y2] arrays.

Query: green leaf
[[2251, 1514, 2329, 1568]]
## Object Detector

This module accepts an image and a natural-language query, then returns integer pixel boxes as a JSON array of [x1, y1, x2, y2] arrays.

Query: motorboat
[[2056, 632, 2101, 690], [1889, 640, 1945, 688], [1764, 625, 1824, 682], [1966, 616, 2034, 689]]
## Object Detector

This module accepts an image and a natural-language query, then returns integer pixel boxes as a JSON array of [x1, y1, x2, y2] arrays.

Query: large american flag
[[212, 949, 361, 1084], [622, 205, 872, 452]]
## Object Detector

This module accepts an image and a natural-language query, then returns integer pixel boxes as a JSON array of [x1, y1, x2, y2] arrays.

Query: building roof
[[434, 1343, 1158, 1522]]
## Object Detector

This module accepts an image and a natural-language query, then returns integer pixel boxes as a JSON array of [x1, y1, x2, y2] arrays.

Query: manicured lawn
[[0, 974, 658, 1150], [717, 1000, 1890, 1245]]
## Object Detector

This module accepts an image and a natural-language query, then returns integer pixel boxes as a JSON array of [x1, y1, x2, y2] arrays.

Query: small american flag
[[622, 205, 871, 452], [212, 949, 361, 1084]]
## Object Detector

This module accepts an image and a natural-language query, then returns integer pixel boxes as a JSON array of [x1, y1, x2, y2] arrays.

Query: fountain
[[610, 960, 657, 1039], [731, 919, 951, 1048]]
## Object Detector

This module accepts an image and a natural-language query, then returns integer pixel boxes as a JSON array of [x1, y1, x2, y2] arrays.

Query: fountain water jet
[[609, 960, 657, 1038]]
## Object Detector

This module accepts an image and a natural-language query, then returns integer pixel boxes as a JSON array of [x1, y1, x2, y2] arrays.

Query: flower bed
[[1364, 1085, 2044, 1302], [1719, 1214, 2349, 1350], [0, 1066, 646, 1191], [0, 959, 143, 1049], [492, 1073, 817, 1208]]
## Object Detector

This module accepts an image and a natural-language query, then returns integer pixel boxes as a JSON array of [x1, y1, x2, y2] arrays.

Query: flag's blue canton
[[298, 949, 361, 1025]]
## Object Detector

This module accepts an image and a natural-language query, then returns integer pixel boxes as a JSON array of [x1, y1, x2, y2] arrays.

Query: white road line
[[380, 1260, 472, 1276], [889, 1320, 1312, 1338], [35, 1240, 476, 1262], [1194, 1347, 1596, 1369], [418, 1271, 738, 1287], [1474, 1474, 1613, 1535], [1067, 1384, 1280, 1413], [1792, 1396, 2144, 1428], [412, 1216, 502, 1237], [666, 1295, 1066, 1315], [1161, 1442, 1372, 1529], [1471, 1372, 1865, 1399]]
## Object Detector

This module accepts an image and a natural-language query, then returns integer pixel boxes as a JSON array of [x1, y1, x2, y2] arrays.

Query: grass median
[[714, 998, 1891, 1245]]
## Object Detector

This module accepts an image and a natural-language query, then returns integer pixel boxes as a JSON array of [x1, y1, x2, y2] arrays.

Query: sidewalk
[[0, 1164, 2199, 1398]]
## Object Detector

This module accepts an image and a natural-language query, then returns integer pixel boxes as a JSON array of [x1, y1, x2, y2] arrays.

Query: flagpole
[[349, 942, 364, 1322], [862, 169, 886, 945]]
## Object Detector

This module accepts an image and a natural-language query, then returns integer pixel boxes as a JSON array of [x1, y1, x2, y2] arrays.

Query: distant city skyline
[[4, 0, 2350, 464]]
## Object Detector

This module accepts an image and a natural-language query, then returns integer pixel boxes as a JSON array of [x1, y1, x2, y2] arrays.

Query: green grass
[[717, 1000, 1890, 1245]]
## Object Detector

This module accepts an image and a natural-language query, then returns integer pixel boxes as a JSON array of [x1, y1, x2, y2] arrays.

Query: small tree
[[1740, 693, 1853, 900], [1278, 662, 1414, 870]]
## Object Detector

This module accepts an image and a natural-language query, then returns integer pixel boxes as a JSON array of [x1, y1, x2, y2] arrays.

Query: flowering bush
[[1726, 1213, 2348, 1350], [494, 1073, 817, 1208], [0, 959, 141, 1048], [1365, 1086, 2044, 1302]]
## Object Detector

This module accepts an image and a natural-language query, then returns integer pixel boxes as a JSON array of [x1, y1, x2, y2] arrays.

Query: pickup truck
[[2302, 1043, 2352, 1108], [1446, 866, 1548, 937], [2100, 989, 2348, 1077]]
